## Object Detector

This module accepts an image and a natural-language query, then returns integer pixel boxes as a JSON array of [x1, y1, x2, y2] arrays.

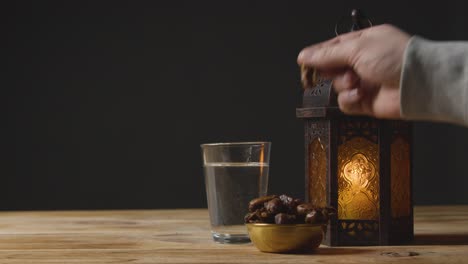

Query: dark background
[[4, 1, 468, 210]]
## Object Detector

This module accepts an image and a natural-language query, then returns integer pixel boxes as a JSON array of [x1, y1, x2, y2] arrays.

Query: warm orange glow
[[343, 154, 375, 189], [259, 144, 265, 176], [308, 138, 327, 207], [338, 137, 379, 220], [391, 137, 411, 218]]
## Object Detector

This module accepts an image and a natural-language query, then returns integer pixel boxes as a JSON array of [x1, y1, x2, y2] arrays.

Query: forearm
[[400, 36, 468, 126]]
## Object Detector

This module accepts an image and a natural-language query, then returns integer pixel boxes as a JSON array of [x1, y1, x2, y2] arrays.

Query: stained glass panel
[[338, 137, 379, 220], [308, 137, 327, 207], [391, 137, 411, 218]]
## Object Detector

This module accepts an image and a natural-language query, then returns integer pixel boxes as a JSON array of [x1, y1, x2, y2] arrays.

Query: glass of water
[[201, 142, 271, 244]]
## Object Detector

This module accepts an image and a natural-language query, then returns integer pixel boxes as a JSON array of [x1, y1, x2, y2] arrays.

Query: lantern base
[[323, 218, 414, 246]]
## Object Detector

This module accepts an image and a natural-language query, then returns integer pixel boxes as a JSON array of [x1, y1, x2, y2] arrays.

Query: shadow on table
[[299, 247, 375, 255], [412, 234, 468, 245]]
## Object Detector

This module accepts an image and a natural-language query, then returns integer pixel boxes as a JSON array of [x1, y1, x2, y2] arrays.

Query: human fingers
[[337, 88, 363, 115], [297, 31, 362, 69], [332, 70, 359, 93], [316, 68, 346, 79]]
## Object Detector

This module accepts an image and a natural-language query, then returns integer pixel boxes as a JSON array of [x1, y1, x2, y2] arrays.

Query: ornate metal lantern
[[296, 10, 413, 246]]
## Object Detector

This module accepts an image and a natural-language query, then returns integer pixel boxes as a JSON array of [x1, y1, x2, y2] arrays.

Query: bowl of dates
[[245, 194, 335, 253]]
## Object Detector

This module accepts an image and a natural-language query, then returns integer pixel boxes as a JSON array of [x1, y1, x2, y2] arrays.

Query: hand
[[297, 24, 411, 119]]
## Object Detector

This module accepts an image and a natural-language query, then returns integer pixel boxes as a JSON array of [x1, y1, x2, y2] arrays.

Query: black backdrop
[[4, 1, 468, 210]]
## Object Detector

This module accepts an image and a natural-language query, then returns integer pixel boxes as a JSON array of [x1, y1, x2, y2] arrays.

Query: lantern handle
[[335, 9, 373, 36]]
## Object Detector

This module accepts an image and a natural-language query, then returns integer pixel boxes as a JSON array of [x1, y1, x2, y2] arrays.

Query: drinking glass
[[201, 142, 271, 243]]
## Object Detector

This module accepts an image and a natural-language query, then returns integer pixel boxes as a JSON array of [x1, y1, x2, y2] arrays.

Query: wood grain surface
[[0, 206, 467, 263]]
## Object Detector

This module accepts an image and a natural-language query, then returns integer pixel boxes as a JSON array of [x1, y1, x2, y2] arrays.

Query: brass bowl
[[246, 223, 325, 253]]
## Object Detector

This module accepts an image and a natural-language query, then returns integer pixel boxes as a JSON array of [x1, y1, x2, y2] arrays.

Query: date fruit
[[265, 198, 284, 214], [245, 194, 335, 225], [275, 213, 297, 224], [248, 195, 278, 212]]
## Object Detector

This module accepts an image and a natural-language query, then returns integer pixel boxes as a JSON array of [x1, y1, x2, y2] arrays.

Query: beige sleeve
[[400, 36, 468, 126]]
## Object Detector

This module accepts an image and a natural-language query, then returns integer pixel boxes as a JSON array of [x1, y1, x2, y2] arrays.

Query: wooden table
[[0, 206, 467, 263]]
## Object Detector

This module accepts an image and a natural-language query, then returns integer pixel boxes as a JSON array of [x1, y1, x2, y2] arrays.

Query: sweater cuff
[[400, 36, 468, 125], [400, 36, 435, 121]]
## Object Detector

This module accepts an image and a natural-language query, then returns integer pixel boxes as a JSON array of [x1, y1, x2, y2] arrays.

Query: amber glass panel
[[308, 137, 327, 207], [391, 137, 411, 218], [338, 137, 379, 220]]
